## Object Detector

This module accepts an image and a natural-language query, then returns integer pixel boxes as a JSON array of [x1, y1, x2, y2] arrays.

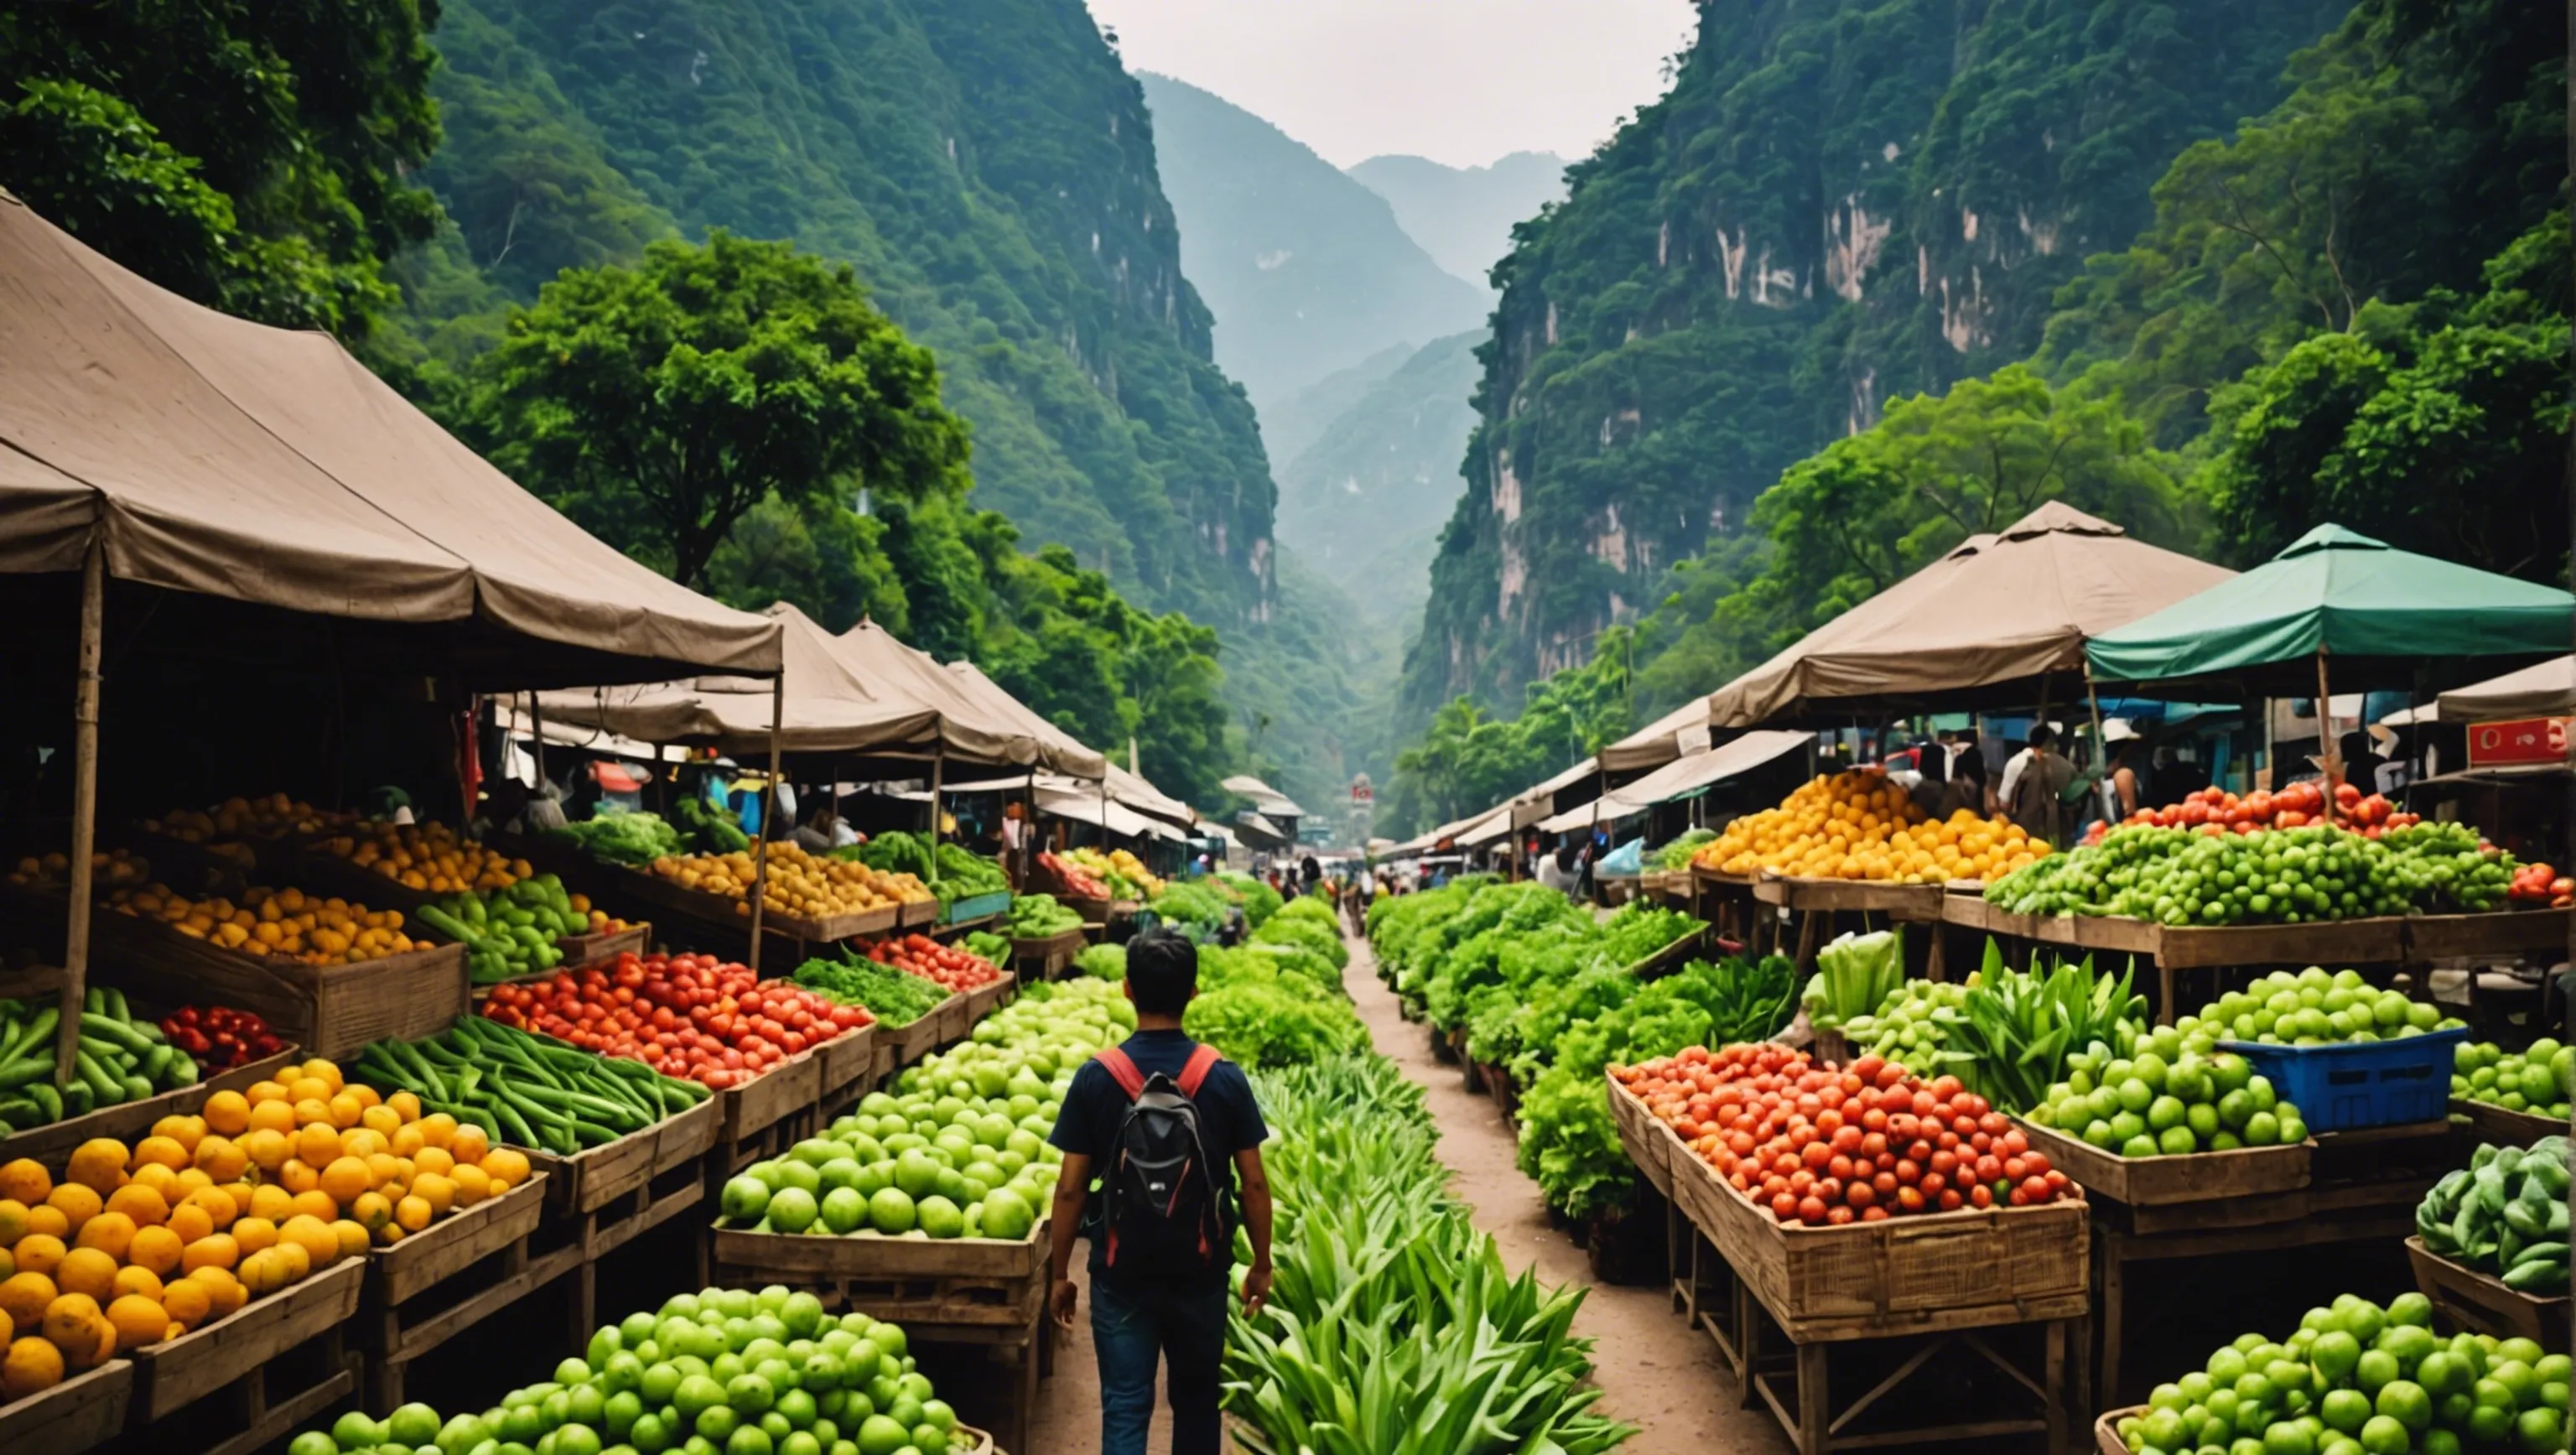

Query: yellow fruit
[[72, 1211, 135, 1261], [300, 1060, 344, 1094], [350, 1192, 392, 1232], [386, 1090, 422, 1122], [480, 1148, 530, 1190], [155, 1115, 208, 1155], [39, 1293, 100, 1354], [280, 1216, 337, 1269], [0, 1198, 26, 1246], [3, 1334, 65, 1399], [165, 1203, 215, 1246], [330, 1220, 369, 1260], [187, 1266, 245, 1317], [106, 1182, 169, 1228], [244, 1079, 291, 1107], [127, 1224, 184, 1277], [449, 1164, 492, 1208], [394, 1195, 432, 1233], [180, 1234, 238, 1274], [237, 1128, 289, 1174], [128, 1164, 179, 1203], [202, 1090, 251, 1135], [0, 1160, 49, 1207], [159, 1278, 210, 1329], [447, 1125, 491, 1168], [359, 1104, 402, 1137], [11, 1235, 65, 1279], [52, 1248, 118, 1302], [129, 1135, 190, 1173], [278, 1158, 319, 1196], [340, 1127, 388, 1161], [411, 1146, 454, 1179], [288, 1190, 340, 1224], [110, 1266, 164, 1303], [246, 1099, 296, 1136], [193, 1135, 248, 1183], [18, 1205, 67, 1242], [390, 1124, 427, 1159], [231, 1217, 278, 1256], [106, 1294, 168, 1352], [319, 1156, 373, 1208], [293, 1124, 343, 1169], [246, 1184, 293, 1223], [44, 1182, 102, 1232], [417, 1114, 457, 1151], [65, 1140, 128, 1196], [289, 1099, 335, 1134], [325, 1092, 365, 1130], [286, 1077, 331, 1106], [0, 1271, 56, 1327], [178, 1184, 237, 1227], [411, 1174, 454, 1219], [268, 1240, 311, 1285]]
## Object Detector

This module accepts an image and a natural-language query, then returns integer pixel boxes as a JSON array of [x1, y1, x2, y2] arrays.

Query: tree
[[465, 232, 973, 588]]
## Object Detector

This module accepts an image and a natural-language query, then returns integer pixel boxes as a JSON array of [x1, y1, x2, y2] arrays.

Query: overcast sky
[[1087, 0, 1699, 169]]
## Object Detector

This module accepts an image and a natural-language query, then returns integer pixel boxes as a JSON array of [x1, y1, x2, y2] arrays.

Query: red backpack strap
[[1176, 1043, 1224, 1099], [1093, 1046, 1146, 1100]]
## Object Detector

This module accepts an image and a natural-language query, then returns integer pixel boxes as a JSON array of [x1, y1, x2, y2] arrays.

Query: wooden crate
[[2157, 916, 2409, 969], [1753, 876, 1945, 918], [0, 1044, 299, 1169], [366, 1171, 552, 1307], [1607, 1075, 1672, 1198], [897, 897, 939, 928], [2407, 1236, 2572, 1352], [90, 912, 465, 1061], [884, 1001, 958, 1068], [1628, 924, 1709, 980], [1064, 893, 1112, 926], [2012, 1117, 2313, 1207], [1010, 928, 1085, 980], [0, 1359, 129, 1455], [358, 1172, 576, 1411], [525, 1094, 719, 1218], [2071, 914, 2164, 957], [961, 973, 1015, 1024], [712, 1218, 1049, 1329], [813, 1022, 879, 1113], [2407, 907, 2572, 959], [2096, 1408, 2142, 1455], [558, 922, 650, 968], [719, 1043, 826, 1146], [1668, 1148, 2089, 1342], [561, 1151, 712, 1340], [2451, 1096, 2564, 1147], [128, 1257, 362, 1420]]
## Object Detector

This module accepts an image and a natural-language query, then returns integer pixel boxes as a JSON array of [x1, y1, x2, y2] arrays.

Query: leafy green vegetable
[[787, 954, 948, 1027], [1072, 943, 1127, 981], [542, 811, 681, 865], [1804, 928, 1904, 1030], [1218, 870, 1282, 928]]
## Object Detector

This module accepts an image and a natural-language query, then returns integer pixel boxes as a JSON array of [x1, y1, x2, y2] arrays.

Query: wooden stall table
[[714, 1219, 1052, 1455], [1689, 866, 1761, 948], [88, 907, 466, 1059], [1753, 876, 1946, 977], [112, 1257, 363, 1455], [0, 1359, 129, 1455], [357, 1172, 574, 1412], [1624, 1077, 2089, 1452], [2406, 1236, 2571, 1353], [527, 1094, 721, 1335], [1010, 928, 1085, 982]]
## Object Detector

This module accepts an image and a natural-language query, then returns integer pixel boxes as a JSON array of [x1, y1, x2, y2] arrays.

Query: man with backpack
[[1046, 928, 1274, 1455]]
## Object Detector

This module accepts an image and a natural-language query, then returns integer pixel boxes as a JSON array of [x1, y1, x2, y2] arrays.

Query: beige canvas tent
[[1536, 730, 1812, 833], [1702, 502, 2232, 728], [1601, 697, 1721, 774]]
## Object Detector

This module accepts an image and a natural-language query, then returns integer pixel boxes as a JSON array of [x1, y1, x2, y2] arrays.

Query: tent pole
[[2084, 669, 2109, 818], [527, 692, 544, 792], [926, 742, 944, 886], [2316, 649, 2339, 826], [747, 675, 782, 973], [58, 538, 104, 1086]]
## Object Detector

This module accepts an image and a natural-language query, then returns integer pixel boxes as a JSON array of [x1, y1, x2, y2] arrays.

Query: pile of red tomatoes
[[2084, 782, 2418, 846], [1617, 1043, 2078, 1225], [480, 951, 870, 1089], [866, 933, 1004, 992]]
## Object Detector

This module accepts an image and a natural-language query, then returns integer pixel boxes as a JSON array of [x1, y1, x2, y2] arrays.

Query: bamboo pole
[[925, 741, 944, 886], [2315, 648, 2339, 827], [59, 540, 104, 1085], [747, 675, 782, 973]]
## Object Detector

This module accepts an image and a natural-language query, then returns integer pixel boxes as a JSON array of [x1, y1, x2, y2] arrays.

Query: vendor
[[2000, 725, 2075, 848]]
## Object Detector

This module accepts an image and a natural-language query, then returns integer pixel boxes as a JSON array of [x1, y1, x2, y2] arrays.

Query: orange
[[340, 1127, 388, 1161], [418, 1114, 457, 1151], [301, 1059, 343, 1094], [11, 1234, 65, 1279], [106, 1294, 168, 1351], [65, 1140, 127, 1195], [278, 1158, 319, 1196], [178, 1185, 236, 1227], [245, 1099, 297, 1136], [179, 1234, 238, 1274], [185, 1266, 244, 1317], [449, 1164, 492, 1208], [319, 1156, 373, 1207], [201, 1089, 251, 1135], [290, 1099, 335, 1132], [153, 1115, 208, 1154], [158, 1278, 210, 1330], [0, 1159, 49, 1205], [267, 1240, 311, 1285], [346, 1083, 381, 1111], [106, 1183, 169, 1228], [18, 1204, 68, 1242], [280, 1216, 337, 1269], [235, 1250, 276, 1298], [231, 1217, 278, 1255], [412, 1146, 454, 1179], [243, 1079, 290, 1107], [448, 1125, 491, 1167], [128, 1164, 179, 1203], [410, 1174, 454, 1219], [61, 1312, 115, 1370], [192, 1135, 247, 1183], [325, 1092, 364, 1130], [170, 1167, 211, 1198], [394, 1195, 432, 1233], [246, 1184, 292, 1222], [237, 1128, 289, 1174], [214, 1183, 257, 1219], [3, 1334, 64, 1399], [349, 1192, 392, 1233], [129, 1135, 190, 1172], [70, 1212, 135, 1261], [386, 1090, 422, 1122], [108, 1266, 163, 1302], [390, 1123, 427, 1159], [0, 1199, 25, 1246], [288, 1190, 340, 1224], [364, 1153, 403, 1189], [44, 1182, 101, 1232], [0, 1271, 55, 1326], [329, 1220, 369, 1260], [359, 1104, 402, 1137], [481, 1149, 530, 1189], [371, 1219, 406, 1247], [296, 1121, 345, 1168], [39, 1292, 100, 1354], [286, 1076, 331, 1105], [126, 1225, 184, 1277], [52, 1248, 116, 1302]]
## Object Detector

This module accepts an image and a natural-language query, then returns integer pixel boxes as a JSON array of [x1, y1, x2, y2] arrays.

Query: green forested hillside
[[1399, 0, 2351, 728], [1346, 151, 1566, 291]]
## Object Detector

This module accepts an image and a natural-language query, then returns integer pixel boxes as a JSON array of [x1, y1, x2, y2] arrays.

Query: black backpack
[[1093, 1042, 1230, 1273]]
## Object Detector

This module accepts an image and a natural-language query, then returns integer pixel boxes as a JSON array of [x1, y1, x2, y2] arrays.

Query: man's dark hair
[[2028, 725, 2056, 751], [1126, 927, 1199, 1016]]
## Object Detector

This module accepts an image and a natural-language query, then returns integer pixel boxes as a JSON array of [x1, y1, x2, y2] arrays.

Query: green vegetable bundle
[[961, 930, 1011, 965], [1651, 829, 1716, 870], [1072, 943, 1127, 981], [668, 796, 750, 854], [1145, 881, 1233, 936], [1005, 893, 1083, 938], [847, 829, 934, 877], [1803, 928, 1904, 1030], [1249, 904, 1348, 970], [1218, 870, 1281, 928], [1229, 1056, 1635, 1455], [542, 811, 679, 865], [418, 874, 584, 985], [1932, 944, 2147, 1113], [789, 954, 949, 1028], [0, 987, 196, 1129], [351, 1018, 705, 1155], [1987, 819, 2518, 924], [2418, 1137, 2569, 1292]]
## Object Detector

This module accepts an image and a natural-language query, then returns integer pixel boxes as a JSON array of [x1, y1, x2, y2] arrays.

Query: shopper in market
[[1045, 927, 1274, 1455], [1999, 724, 2076, 847]]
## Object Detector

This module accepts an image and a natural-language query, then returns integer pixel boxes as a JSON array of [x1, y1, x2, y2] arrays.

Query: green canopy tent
[[2086, 524, 2572, 796]]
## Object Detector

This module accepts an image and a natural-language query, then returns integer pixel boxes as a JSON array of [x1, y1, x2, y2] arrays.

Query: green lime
[[290, 1434, 338, 1455], [2373, 1380, 2430, 1433], [392, 1405, 446, 1448], [554, 1426, 603, 1455]]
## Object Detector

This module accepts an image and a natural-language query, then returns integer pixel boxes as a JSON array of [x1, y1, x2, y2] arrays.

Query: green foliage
[[1383, 639, 1633, 835], [1249, 909, 1348, 972], [1218, 872, 1282, 929], [1184, 944, 1367, 1068]]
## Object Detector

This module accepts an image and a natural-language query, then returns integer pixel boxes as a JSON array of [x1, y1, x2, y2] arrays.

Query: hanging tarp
[[1536, 730, 1812, 832], [2088, 525, 2573, 692], [2437, 657, 2576, 722], [839, 623, 1061, 771], [1221, 773, 1308, 820], [1033, 784, 1186, 841], [1703, 501, 2233, 727], [0, 194, 780, 683], [1508, 756, 1599, 828], [927, 657, 1114, 782], [1601, 699, 1716, 773]]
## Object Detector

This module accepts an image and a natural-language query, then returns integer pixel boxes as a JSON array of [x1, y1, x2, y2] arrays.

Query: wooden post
[[60, 539, 104, 1084], [2085, 669, 2110, 820], [925, 743, 944, 886], [746, 675, 782, 973], [2315, 649, 2339, 826], [527, 692, 544, 794]]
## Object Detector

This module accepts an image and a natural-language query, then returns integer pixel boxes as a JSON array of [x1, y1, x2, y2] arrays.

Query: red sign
[[2467, 717, 2571, 768], [1350, 782, 1374, 802]]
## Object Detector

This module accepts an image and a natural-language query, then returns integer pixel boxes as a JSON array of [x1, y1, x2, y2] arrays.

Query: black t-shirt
[[1047, 1029, 1269, 1285]]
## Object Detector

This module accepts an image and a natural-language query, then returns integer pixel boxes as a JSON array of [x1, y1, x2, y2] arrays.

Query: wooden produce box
[[2012, 1117, 2313, 1207], [813, 1023, 879, 1109], [880, 1000, 963, 1068], [1753, 875, 1945, 919], [609, 865, 896, 943], [2156, 915, 2408, 969], [712, 1218, 1049, 1330], [558, 922, 650, 968], [91, 912, 465, 1061], [2407, 907, 2573, 960], [1666, 1142, 2090, 1341], [0, 1044, 299, 1170], [961, 972, 1015, 1024], [0, 1358, 130, 1455], [2406, 1236, 2571, 1352], [525, 1094, 719, 1218], [719, 1043, 826, 1146], [896, 898, 939, 928], [2096, 1408, 2142, 1455], [1010, 928, 1086, 980], [1627, 924, 1708, 981], [1606, 1075, 1674, 1198], [366, 1172, 551, 1308], [1064, 894, 1112, 927], [2451, 1097, 2565, 1147], [129, 1256, 363, 1420]]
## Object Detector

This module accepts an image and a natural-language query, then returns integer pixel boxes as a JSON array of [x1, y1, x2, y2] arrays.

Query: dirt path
[[1340, 938, 1778, 1454], [1016, 934, 1775, 1454]]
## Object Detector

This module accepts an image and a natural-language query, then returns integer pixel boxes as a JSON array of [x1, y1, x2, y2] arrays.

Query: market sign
[[2465, 716, 2571, 768]]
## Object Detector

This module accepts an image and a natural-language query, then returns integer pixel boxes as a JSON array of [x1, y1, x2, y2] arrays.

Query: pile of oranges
[[106, 883, 425, 965], [1692, 772, 2043, 884], [0, 1057, 531, 1402]]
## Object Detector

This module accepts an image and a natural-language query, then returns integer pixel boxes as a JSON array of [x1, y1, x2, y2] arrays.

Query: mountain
[[1275, 330, 1484, 626], [1136, 73, 1490, 418], [1257, 341, 1415, 470], [1348, 152, 1568, 289], [1399, 0, 2352, 725]]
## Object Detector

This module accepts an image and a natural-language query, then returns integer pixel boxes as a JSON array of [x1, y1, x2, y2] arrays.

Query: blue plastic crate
[[941, 889, 1013, 926], [2216, 1026, 2467, 1132]]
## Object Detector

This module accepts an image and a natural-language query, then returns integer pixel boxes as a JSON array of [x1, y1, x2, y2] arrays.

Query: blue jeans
[[1091, 1273, 1227, 1455]]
